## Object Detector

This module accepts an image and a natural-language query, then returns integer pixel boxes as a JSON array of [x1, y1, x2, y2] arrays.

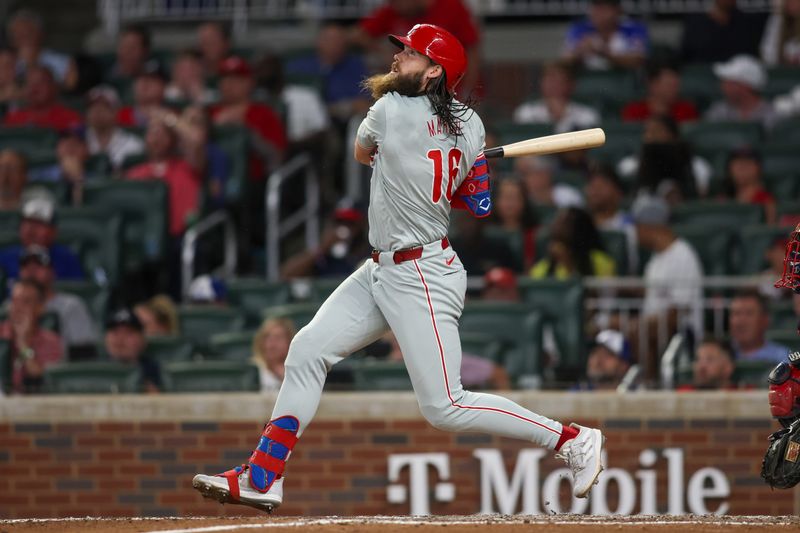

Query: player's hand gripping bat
[[483, 128, 606, 159]]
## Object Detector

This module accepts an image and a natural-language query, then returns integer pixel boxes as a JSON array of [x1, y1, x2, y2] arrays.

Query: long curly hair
[[424, 68, 475, 139]]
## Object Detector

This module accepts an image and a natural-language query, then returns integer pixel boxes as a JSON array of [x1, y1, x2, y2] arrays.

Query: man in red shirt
[[354, 0, 481, 95], [4, 65, 81, 131], [209, 56, 287, 180], [622, 62, 699, 123]]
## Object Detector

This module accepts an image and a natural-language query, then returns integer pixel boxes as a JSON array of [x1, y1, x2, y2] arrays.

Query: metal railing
[[181, 210, 238, 299], [266, 153, 320, 282]]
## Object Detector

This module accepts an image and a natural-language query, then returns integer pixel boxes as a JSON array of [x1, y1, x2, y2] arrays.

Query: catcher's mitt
[[762, 418, 800, 489]]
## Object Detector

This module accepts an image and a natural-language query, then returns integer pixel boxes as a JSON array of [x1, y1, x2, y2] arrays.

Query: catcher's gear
[[774, 223, 800, 295], [768, 359, 800, 427], [761, 417, 800, 489], [389, 24, 467, 93]]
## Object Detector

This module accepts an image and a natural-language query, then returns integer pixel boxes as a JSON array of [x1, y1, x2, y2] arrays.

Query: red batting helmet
[[775, 223, 800, 295], [388, 24, 467, 93]]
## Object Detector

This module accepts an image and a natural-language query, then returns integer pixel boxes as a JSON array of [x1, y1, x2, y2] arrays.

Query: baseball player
[[193, 24, 606, 512]]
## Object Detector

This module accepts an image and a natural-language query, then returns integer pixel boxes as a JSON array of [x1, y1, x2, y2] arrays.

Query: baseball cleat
[[555, 423, 606, 498], [192, 466, 283, 514]]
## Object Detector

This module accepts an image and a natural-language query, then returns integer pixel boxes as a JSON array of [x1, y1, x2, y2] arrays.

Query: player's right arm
[[354, 97, 387, 166]]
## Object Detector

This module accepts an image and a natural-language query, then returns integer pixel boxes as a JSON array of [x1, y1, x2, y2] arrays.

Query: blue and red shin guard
[[219, 416, 299, 499]]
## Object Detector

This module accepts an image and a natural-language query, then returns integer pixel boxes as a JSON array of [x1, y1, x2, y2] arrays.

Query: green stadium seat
[[460, 302, 544, 381], [210, 125, 248, 203], [261, 302, 320, 330], [25, 181, 70, 205], [484, 226, 525, 272], [532, 205, 558, 226], [460, 331, 504, 363], [86, 154, 113, 178], [494, 121, 553, 147], [352, 360, 413, 391], [0, 126, 58, 154], [679, 65, 721, 112], [671, 224, 736, 276], [0, 339, 9, 393], [161, 361, 260, 393], [44, 362, 141, 394], [517, 278, 585, 373], [765, 67, 800, 98], [207, 331, 255, 362], [682, 122, 763, 159], [733, 360, 774, 389], [770, 300, 798, 330], [57, 206, 123, 285], [83, 180, 168, 271], [309, 278, 347, 302], [227, 278, 292, 326], [766, 330, 800, 352], [53, 280, 110, 327], [671, 201, 763, 228], [590, 122, 642, 164], [778, 201, 800, 225], [760, 145, 800, 179], [178, 306, 246, 348], [737, 225, 793, 275], [573, 70, 639, 114], [0, 210, 19, 231], [143, 336, 195, 363], [764, 118, 800, 149], [764, 172, 800, 200]]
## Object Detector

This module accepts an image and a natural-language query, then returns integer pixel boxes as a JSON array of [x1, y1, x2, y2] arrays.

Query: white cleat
[[555, 423, 606, 498], [192, 467, 283, 513]]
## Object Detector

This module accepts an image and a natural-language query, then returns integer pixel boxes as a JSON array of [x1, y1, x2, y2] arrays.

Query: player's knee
[[284, 327, 320, 368], [419, 402, 461, 432]]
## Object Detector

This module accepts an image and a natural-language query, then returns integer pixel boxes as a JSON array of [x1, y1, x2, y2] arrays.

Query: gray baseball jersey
[[356, 92, 484, 251]]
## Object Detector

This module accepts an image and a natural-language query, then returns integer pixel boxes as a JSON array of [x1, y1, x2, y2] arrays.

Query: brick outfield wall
[[0, 393, 797, 518]]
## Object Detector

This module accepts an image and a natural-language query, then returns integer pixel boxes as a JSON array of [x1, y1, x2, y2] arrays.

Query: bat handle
[[483, 147, 504, 159]]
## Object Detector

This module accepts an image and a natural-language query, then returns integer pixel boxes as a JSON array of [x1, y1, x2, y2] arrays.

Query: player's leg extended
[[374, 251, 604, 497], [193, 261, 390, 510]]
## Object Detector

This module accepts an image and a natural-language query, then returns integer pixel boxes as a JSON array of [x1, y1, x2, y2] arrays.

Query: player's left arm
[[451, 152, 491, 218]]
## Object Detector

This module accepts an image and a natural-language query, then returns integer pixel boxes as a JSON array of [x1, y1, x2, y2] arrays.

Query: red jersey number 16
[[427, 148, 463, 204]]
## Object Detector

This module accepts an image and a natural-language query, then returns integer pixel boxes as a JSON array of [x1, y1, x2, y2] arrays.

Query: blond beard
[[362, 70, 425, 100]]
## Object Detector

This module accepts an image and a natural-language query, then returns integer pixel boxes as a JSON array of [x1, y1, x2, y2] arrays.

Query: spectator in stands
[[0, 149, 27, 211], [281, 200, 370, 279], [678, 339, 738, 391], [354, 0, 481, 94], [287, 23, 371, 122], [165, 49, 216, 106], [104, 308, 161, 393], [134, 294, 179, 337], [27, 127, 93, 205], [125, 121, 202, 237], [706, 55, 778, 129], [761, 0, 800, 65], [108, 24, 151, 85], [187, 275, 228, 305], [18, 245, 96, 356], [197, 22, 232, 79], [210, 56, 287, 178], [617, 115, 712, 201], [117, 60, 168, 128], [584, 164, 638, 275], [631, 195, 703, 380], [3, 65, 81, 130], [0, 47, 22, 118], [512, 61, 600, 134], [6, 10, 75, 88], [451, 211, 518, 276], [515, 155, 584, 209], [482, 267, 521, 303], [723, 146, 777, 225], [0, 279, 63, 394], [490, 178, 538, 271], [622, 61, 699, 123], [681, 0, 767, 63], [531, 206, 616, 279], [562, 0, 648, 71], [0, 197, 83, 281], [729, 290, 791, 362], [574, 329, 632, 391], [760, 237, 790, 300], [85, 85, 144, 171], [251, 317, 295, 392]]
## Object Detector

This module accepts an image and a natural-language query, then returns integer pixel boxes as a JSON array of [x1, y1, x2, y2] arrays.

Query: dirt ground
[[1, 515, 799, 533]]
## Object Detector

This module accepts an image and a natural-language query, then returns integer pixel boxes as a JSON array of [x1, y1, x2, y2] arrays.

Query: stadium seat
[[44, 362, 141, 394], [600, 229, 630, 276], [261, 302, 320, 330], [589, 122, 642, 164], [766, 330, 800, 352], [459, 302, 544, 381], [484, 226, 526, 272], [764, 118, 800, 149], [777, 201, 800, 226], [573, 70, 639, 115], [177, 306, 246, 348], [0, 210, 19, 230], [679, 64, 721, 112], [460, 331, 504, 363], [161, 361, 260, 393], [207, 331, 256, 362], [682, 122, 763, 159], [494, 121, 553, 147], [53, 280, 110, 327], [82, 180, 168, 272], [227, 278, 292, 326], [764, 172, 800, 200], [210, 125, 248, 203], [671, 223, 737, 276], [143, 336, 195, 364], [765, 66, 800, 98], [0, 339, 9, 392], [57, 206, 123, 285], [671, 201, 763, 228], [760, 145, 800, 180], [352, 360, 413, 391], [0, 126, 58, 155], [736, 225, 793, 275], [770, 300, 797, 330], [733, 360, 774, 389]]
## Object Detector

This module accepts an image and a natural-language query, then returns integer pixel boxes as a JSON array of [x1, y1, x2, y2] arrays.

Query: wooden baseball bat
[[483, 128, 606, 159]]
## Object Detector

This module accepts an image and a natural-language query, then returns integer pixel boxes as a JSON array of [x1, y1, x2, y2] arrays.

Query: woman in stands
[[490, 178, 539, 271], [251, 318, 295, 392]]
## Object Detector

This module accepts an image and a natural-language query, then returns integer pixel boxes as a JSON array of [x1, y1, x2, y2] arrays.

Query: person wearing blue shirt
[[729, 290, 791, 363], [563, 0, 648, 70], [0, 197, 84, 282]]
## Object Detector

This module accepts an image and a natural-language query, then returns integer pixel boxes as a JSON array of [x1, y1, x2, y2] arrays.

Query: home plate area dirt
[[1, 515, 799, 533]]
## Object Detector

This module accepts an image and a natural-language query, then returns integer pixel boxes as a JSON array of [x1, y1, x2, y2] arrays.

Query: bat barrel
[[485, 128, 606, 159]]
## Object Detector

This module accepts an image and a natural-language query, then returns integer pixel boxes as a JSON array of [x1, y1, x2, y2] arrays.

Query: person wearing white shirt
[[251, 317, 296, 393], [85, 86, 144, 171]]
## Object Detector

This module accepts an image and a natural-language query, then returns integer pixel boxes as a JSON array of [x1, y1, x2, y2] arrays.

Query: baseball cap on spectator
[[726, 145, 762, 166], [19, 245, 51, 267], [138, 59, 168, 82], [484, 267, 518, 290], [87, 85, 121, 108], [592, 329, 632, 363], [188, 275, 228, 303], [713, 55, 766, 90], [106, 308, 144, 331], [218, 56, 252, 77], [58, 124, 86, 141], [21, 197, 56, 225], [631, 194, 670, 226], [333, 198, 366, 223]]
